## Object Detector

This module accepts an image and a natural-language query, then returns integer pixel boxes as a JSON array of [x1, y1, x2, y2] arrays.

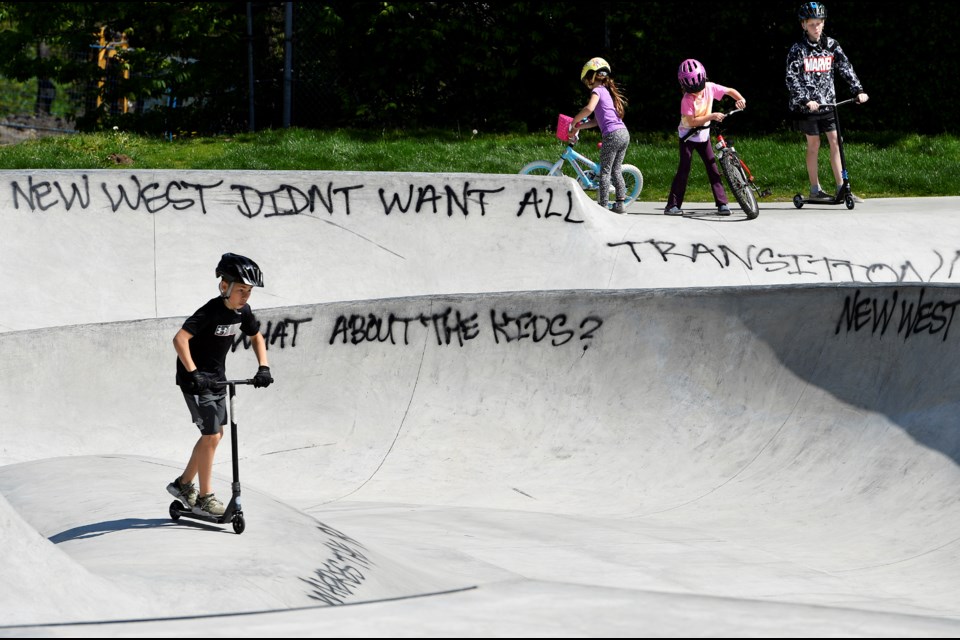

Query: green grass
[[0, 126, 958, 202]]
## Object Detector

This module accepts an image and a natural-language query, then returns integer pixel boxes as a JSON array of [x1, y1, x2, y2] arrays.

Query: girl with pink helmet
[[665, 59, 746, 217]]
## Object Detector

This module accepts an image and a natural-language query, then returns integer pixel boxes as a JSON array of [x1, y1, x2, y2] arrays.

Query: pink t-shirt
[[677, 82, 729, 143]]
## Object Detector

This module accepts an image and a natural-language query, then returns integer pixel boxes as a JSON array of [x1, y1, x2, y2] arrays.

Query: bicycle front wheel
[[719, 152, 759, 219], [519, 160, 561, 176]]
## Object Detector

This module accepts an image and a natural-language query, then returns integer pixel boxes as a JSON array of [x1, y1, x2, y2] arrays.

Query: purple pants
[[666, 139, 728, 209]]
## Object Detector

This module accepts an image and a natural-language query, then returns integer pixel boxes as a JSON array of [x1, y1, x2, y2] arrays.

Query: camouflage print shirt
[[785, 36, 863, 114]]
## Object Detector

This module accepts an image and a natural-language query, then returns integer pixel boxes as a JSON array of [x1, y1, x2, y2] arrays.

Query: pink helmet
[[678, 59, 707, 93]]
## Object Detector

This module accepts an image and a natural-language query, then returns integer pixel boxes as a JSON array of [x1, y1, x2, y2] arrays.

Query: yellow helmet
[[580, 57, 611, 81]]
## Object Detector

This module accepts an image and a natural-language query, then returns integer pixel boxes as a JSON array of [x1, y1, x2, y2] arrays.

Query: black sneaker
[[837, 186, 864, 203], [809, 188, 833, 201]]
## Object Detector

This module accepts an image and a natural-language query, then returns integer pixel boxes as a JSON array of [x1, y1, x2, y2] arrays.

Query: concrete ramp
[[2, 169, 959, 332], [2, 285, 960, 634]]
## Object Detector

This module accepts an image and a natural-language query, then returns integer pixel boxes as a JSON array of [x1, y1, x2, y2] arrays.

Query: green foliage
[[0, 2, 954, 135], [0, 126, 957, 201]]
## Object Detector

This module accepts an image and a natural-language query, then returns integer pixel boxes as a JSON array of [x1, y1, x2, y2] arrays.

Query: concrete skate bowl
[[2, 284, 960, 635]]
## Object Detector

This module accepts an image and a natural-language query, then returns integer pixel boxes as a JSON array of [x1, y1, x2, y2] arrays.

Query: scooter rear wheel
[[169, 500, 183, 521], [793, 194, 804, 209]]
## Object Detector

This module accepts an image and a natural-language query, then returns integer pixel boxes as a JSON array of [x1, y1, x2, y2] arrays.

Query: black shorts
[[796, 112, 837, 136], [182, 389, 227, 435]]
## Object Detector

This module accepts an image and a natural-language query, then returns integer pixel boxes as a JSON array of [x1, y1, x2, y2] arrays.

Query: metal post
[[247, 2, 255, 132], [283, 2, 292, 128]]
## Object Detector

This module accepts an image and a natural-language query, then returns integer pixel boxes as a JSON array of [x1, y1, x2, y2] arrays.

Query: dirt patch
[[0, 114, 76, 145]]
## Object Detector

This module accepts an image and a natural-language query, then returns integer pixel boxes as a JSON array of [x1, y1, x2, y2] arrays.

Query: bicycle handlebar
[[680, 108, 745, 140]]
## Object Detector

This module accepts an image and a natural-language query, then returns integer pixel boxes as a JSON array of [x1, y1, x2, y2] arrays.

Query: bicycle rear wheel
[[719, 152, 759, 219], [619, 164, 643, 206], [519, 160, 561, 176]]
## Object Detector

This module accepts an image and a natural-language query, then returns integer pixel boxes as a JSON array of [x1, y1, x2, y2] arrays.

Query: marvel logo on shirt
[[803, 56, 833, 73]]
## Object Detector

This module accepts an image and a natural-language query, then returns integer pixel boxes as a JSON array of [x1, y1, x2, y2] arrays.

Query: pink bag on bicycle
[[555, 114, 574, 141]]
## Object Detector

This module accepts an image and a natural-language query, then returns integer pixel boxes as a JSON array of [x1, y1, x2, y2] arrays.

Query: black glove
[[186, 370, 211, 394], [253, 365, 273, 388]]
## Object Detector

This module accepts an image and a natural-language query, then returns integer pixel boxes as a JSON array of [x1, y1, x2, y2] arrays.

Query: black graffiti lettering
[[379, 182, 504, 217], [864, 263, 900, 283], [691, 243, 723, 267], [579, 317, 603, 342], [645, 239, 686, 262], [778, 253, 817, 276], [808, 257, 856, 282], [12, 175, 90, 211], [754, 248, 789, 272], [54, 176, 91, 210], [896, 260, 929, 284], [608, 238, 960, 284], [329, 313, 416, 345], [173, 180, 221, 213], [379, 185, 415, 214], [897, 288, 960, 341], [231, 316, 312, 351], [419, 308, 480, 346], [99, 176, 224, 213], [489, 310, 578, 346], [230, 182, 361, 218], [718, 244, 756, 270], [949, 252, 960, 280], [516, 187, 582, 223], [836, 289, 959, 341], [607, 240, 645, 262], [310, 183, 361, 215]]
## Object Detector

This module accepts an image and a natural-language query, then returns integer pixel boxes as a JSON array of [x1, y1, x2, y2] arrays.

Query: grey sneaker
[[717, 204, 731, 216], [664, 206, 684, 216], [611, 201, 626, 214], [809, 187, 833, 201], [194, 493, 225, 517], [167, 476, 199, 508]]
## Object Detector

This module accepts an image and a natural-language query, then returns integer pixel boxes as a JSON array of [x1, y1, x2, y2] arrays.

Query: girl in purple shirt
[[570, 57, 630, 214]]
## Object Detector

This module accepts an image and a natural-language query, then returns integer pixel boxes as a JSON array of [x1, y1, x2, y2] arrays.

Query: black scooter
[[169, 380, 252, 534], [793, 97, 863, 210]]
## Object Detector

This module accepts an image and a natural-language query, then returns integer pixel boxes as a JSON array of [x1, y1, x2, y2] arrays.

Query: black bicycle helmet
[[216, 253, 264, 287], [798, 2, 827, 20]]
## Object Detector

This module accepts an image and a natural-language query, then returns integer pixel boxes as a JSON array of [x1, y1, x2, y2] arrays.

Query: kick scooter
[[793, 97, 863, 210], [169, 379, 253, 534]]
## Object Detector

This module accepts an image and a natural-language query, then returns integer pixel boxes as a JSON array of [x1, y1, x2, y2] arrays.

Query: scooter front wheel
[[232, 513, 246, 534], [844, 194, 855, 210]]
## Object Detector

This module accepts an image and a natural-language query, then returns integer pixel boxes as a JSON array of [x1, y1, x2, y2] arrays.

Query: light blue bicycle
[[519, 133, 643, 209]]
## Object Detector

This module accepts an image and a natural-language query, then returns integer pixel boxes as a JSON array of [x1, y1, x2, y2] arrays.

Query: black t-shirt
[[175, 297, 262, 385]]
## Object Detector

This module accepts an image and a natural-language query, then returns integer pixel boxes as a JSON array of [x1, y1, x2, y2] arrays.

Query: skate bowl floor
[[1, 171, 960, 636]]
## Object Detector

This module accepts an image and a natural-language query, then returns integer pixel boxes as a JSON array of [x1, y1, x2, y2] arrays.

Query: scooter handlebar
[[215, 379, 256, 386]]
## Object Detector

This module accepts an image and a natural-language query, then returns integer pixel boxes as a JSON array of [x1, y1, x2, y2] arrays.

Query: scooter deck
[[169, 499, 246, 533]]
